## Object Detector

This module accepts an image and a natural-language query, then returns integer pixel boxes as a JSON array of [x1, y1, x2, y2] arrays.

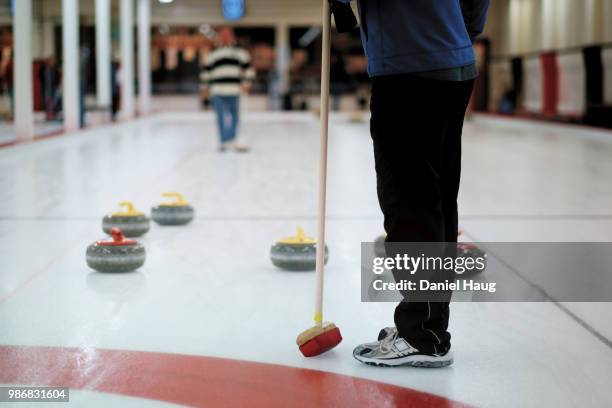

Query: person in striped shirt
[[200, 27, 255, 152]]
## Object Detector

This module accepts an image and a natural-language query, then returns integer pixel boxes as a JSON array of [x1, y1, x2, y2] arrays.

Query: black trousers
[[370, 73, 474, 354]]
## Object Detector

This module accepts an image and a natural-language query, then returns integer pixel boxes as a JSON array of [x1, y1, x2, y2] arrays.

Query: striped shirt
[[200, 46, 255, 96]]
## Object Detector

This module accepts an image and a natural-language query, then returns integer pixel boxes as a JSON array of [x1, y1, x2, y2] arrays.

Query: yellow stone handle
[[112, 201, 143, 216], [119, 201, 136, 213], [162, 192, 187, 206], [278, 227, 316, 245], [296, 227, 305, 241]]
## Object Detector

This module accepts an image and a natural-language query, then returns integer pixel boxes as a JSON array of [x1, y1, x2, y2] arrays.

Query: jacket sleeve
[[330, 0, 358, 33], [460, 0, 490, 41]]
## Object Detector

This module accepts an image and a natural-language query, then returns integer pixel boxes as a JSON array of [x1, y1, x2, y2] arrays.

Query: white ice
[[1, 111, 612, 407]]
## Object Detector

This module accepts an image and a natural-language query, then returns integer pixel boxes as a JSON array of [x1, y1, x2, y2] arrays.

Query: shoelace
[[379, 330, 399, 354]]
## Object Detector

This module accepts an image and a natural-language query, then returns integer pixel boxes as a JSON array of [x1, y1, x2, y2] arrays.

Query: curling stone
[[102, 201, 150, 237], [270, 227, 328, 271], [457, 230, 486, 275], [86, 227, 146, 273], [151, 192, 195, 226], [456, 242, 487, 276]]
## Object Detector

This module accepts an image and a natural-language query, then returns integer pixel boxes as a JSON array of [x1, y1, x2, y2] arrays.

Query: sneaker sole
[[354, 352, 453, 368]]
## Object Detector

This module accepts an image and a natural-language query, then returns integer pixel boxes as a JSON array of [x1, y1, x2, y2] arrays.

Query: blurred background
[[1, 0, 612, 144]]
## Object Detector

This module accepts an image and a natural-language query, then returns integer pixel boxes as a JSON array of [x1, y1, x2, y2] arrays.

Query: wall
[[1, 0, 325, 58], [488, 0, 612, 57], [6, 0, 612, 56], [26, 0, 324, 26]]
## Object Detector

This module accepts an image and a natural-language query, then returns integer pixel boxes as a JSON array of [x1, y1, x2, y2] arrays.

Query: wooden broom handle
[[314, 0, 331, 327]]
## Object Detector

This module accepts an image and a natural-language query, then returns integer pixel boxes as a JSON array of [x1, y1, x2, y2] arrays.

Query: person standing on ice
[[333, 0, 489, 367], [200, 27, 254, 152]]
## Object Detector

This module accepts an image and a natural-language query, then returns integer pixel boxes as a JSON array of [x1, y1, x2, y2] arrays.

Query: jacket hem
[[367, 45, 476, 77]]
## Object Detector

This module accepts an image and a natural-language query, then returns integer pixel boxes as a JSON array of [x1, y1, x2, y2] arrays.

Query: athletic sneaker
[[231, 142, 250, 153], [377, 326, 397, 341], [353, 330, 453, 368], [358, 327, 397, 350]]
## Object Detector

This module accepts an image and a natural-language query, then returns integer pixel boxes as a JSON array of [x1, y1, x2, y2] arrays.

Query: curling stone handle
[[296, 227, 305, 242], [162, 192, 186, 205], [314, 0, 331, 328], [110, 227, 126, 243], [119, 201, 136, 213]]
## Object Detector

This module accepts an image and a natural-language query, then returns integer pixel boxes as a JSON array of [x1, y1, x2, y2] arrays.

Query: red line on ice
[[0, 345, 471, 408]]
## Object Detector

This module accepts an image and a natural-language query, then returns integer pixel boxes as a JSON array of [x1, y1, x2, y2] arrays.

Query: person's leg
[[111, 93, 119, 121], [370, 74, 474, 355], [405, 78, 473, 354], [440, 80, 475, 243], [227, 95, 239, 141], [353, 74, 467, 367], [212, 95, 230, 145], [228, 95, 249, 152], [370, 74, 450, 354], [400, 79, 474, 353]]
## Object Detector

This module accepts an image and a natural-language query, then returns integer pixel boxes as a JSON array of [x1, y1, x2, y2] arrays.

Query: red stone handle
[[97, 227, 137, 246], [110, 227, 125, 243]]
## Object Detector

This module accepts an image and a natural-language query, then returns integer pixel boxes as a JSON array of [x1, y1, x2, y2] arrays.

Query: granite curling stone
[[86, 227, 146, 273], [456, 242, 487, 276], [456, 230, 487, 276], [102, 201, 150, 237], [151, 192, 195, 226], [270, 227, 328, 271]]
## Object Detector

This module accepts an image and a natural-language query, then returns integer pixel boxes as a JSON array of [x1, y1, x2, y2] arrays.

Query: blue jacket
[[338, 0, 489, 77]]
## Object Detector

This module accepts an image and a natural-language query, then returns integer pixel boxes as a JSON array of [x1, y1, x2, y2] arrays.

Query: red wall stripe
[[541, 52, 559, 117]]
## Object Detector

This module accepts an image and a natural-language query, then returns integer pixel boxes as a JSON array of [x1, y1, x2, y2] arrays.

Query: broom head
[[296, 322, 342, 357]]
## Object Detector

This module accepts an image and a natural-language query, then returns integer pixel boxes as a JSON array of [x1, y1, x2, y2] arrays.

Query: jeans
[[212, 95, 240, 143], [370, 73, 474, 354]]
